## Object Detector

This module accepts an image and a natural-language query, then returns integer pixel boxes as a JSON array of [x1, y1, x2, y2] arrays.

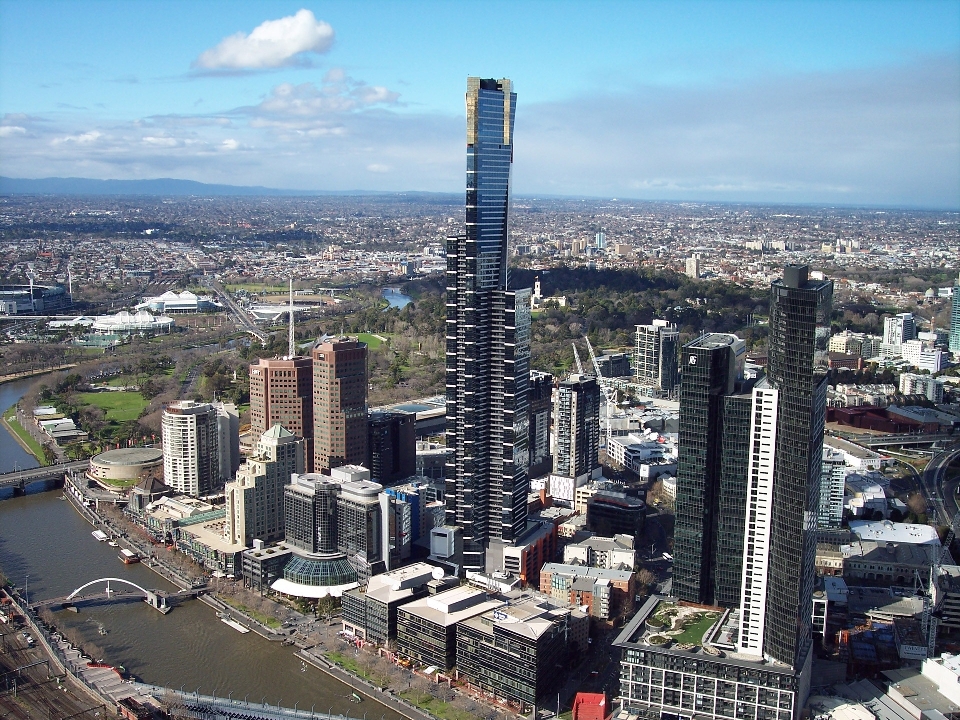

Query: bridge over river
[[34, 577, 204, 613], [0, 460, 86, 493]]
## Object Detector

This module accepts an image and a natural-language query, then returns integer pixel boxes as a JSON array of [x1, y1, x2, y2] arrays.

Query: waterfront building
[[528, 371, 554, 480], [241, 540, 294, 593], [456, 596, 574, 709], [445, 77, 532, 573], [673, 333, 752, 607], [634, 320, 679, 394], [249, 355, 314, 471], [341, 562, 438, 645], [224, 424, 304, 546], [336, 478, 388, 581], [313, 338, 368, 474], [86, 447, 163, 494], [396, 585, 505, 670], [161, 400, 229, 497], [367, 410, 416, 485], [275, 473, 360, 598]]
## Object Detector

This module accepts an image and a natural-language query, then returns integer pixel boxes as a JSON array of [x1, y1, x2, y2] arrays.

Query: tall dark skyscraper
[[673, 333, 751, 608], [445, 77, 531, 572], [739, 265, 832, 668]]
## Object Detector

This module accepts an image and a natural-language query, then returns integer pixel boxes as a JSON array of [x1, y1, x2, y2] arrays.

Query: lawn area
[[1, 409, 48, 465], [672, 613, 719, 645], [399, 691, 478, 720], [357, 332, 386, 350], [219, 596, 282, 628], [326, 651, 374, 680], [75, 391, 148, 422]]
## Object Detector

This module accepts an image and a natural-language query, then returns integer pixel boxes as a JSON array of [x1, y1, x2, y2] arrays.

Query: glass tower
[[673, 333, 751, 607], [446, 78, 531, 572]]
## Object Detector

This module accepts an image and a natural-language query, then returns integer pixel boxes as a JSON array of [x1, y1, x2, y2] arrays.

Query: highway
[[204, 278, 267, 344], [920, 448, 960, 525]]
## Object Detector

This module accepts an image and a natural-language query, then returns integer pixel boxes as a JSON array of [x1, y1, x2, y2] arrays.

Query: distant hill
[[0, 176, 382, 197]]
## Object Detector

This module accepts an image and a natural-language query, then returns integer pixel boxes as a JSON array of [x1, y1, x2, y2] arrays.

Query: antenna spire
[[288, 278, 295, 358]]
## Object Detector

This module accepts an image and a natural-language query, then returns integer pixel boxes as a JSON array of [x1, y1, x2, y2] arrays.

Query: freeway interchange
[[920, 447, 960, 526]]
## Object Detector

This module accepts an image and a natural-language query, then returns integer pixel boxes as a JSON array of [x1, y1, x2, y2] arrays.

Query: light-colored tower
[[161, 400, 221, 497]]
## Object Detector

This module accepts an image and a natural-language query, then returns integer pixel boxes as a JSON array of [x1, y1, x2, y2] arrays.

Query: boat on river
[[118, 548, 140, 564], [92, 530, 108, 541]]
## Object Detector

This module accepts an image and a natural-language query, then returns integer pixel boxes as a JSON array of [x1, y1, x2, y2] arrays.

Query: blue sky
[[1, 0, 958, 207]]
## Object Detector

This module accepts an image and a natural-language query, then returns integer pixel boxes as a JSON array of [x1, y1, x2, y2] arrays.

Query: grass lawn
[[357, 332, 385, 350], [671, 613, 719, 645], [75, 391, 148, 422], [399, 691, 478, 720], [326, 651, 373, 679], [1, 409, 48, 465], [219, 596, 282, 628]]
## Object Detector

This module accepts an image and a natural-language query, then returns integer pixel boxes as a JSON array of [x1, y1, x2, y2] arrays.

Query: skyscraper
[[554, 374, 601, 483], [249, 356, 314, 470], [673, 333, 751, 608], [445, 77, 532, 572], [528, 370, 554, 479], [949, 274, 960, 354], [738, 264, 832, 668], [161, 400, 223, 497], [367, 410, 416, 485], [634, 319, 679, 394], [312, 338, 369, 474]]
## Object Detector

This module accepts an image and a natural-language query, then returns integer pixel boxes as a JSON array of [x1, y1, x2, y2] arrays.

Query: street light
[[24, 575, 29, 605]]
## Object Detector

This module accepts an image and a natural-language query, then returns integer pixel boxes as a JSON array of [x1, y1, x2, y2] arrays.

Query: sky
[[1, 0, 958, 208]]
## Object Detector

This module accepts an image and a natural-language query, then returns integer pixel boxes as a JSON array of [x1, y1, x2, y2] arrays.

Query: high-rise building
[[367, 410, 416, 485], [528, 371, 554, 480], [881, 312, 917, 357], [634, 319, 679, 394], [819, 447, 846, 530], [313, 338, 369, 474], [445, 77, 532, 573], [249, 356, 314, 471], [554, 374, 601, 483], [224, 424, 304, 546], [951, 276, 960, 354], [673, 333, 752, 608], [161, 400, 228, 497], [738, 264, 832, 668]]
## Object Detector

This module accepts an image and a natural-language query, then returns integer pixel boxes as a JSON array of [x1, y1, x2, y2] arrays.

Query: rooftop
[[848, 520, 940, 546]]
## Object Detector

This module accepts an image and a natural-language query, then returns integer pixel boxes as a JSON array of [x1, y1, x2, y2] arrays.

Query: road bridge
[[0, 461, 86, 494], [830, 432, 958, 449]]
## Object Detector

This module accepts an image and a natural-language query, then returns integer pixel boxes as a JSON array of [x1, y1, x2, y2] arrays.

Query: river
[[382, 289, 412, 310], [0, 378, 403, 716]]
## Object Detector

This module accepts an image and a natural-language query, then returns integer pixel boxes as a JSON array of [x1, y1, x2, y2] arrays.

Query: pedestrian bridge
[[153, 688, 367, 720], [37, 577, 201, 613]]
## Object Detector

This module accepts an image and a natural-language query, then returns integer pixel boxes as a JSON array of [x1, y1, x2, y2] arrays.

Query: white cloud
[[193, 9, 334, 71], [366, 163, 390, 173], [0, 126, 26, 137], [51, 130, 102, 145], [221, 138, 239, 150], [142, 136, 178, 147]]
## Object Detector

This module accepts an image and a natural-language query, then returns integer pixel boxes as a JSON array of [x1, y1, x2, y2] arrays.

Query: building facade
[[554, 374, 601, 482], [528, 370, 554, 479], [445, 77, 532, 572], [634, 320, 679, 394], [367, 410, 416, 485], [673, 333, 751, 608], [249, 356, 314, 471], [313, 338, 369, 474], [161, 400, 222, 497]]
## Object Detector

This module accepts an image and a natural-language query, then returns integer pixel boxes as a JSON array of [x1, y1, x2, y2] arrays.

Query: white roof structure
[[91, 310, 173, 334], [270, 577, 359, 599], [848, 520, 941, 546]]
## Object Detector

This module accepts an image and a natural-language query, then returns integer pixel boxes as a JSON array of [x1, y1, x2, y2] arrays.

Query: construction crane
[[582, 335, 620, 449], [572, 342, 585, 375]]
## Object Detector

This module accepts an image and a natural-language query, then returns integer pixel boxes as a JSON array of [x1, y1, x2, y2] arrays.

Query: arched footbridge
[[35, 577, 201, 613]]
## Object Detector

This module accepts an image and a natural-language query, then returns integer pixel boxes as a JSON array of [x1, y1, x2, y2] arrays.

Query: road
[[204, 279, 267, 344], [921, 448, 960, 525]]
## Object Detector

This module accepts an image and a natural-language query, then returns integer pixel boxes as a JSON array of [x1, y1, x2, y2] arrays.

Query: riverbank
[[0, 363, 77, 386], [1, 407, 48, 464]]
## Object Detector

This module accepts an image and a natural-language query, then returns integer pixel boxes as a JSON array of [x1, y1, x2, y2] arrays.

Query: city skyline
[[0, 1, 957, 208]]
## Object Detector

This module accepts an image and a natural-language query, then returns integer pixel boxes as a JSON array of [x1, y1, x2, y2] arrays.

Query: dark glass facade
[[763, 265, 832, 669], [445, 78, 531, 572], [673, 335, 751, 607], [367, 410, 416, 485], [528, 371, 553, 479]]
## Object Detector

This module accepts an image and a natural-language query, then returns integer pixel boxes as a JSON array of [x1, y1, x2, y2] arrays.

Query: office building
[[635, 320, 679, 394], [161, 400, 227, 497], [367, 410, 416, 485], [740, 265, 832, 668], [528, 371, 554, 479], [249, 356, 314, 471], [340, 562, 437, 645], [313, 338, 369, 474], [586, 483, 646, 540], [445, 77, 531, 572], [554, 374, 601, 485], [224, 424, 304, 546], [616, 266, 832, 720], [673, 333, 752, 607], [336, 478, 388, 581]]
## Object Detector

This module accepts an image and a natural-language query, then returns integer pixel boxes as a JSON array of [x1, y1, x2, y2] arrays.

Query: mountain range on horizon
[[0, 176, 463, 199]]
